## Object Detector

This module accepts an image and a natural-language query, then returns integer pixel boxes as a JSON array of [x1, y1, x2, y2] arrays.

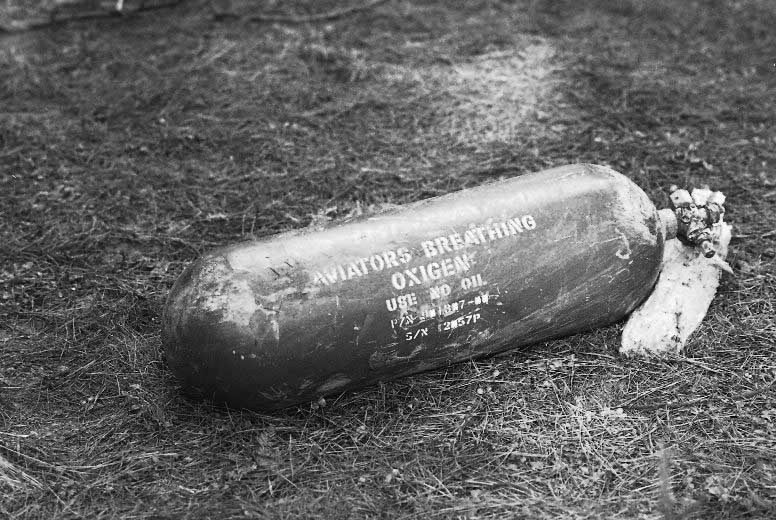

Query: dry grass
[[1, 0, 775, 518]]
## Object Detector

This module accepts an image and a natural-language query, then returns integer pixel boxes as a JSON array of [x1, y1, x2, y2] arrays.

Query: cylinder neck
[[658, 208, 678, 240]]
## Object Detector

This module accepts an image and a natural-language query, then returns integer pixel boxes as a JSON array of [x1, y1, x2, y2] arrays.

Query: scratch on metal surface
[[615, 228, 632, 259], [316, 375, 352, 394]]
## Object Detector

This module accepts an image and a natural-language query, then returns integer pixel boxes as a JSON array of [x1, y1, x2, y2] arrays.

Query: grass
[[1, 0, 775, 518]]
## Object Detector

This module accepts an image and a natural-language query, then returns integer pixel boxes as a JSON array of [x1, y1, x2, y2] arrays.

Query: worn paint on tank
[[162, 164, 670, 410]]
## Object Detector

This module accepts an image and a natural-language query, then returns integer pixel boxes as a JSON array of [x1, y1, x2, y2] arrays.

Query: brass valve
[[668, 185, 725, 258]]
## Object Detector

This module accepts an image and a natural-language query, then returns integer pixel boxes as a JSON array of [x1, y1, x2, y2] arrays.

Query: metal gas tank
[[162, 164, 674, 410]]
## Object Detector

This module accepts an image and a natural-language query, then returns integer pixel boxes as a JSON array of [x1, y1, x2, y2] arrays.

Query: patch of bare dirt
[[383, 39, 572, 149], [435, 41, 568, 146]]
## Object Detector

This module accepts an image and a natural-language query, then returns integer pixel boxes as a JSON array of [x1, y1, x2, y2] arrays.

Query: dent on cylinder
[[162, 253, 285, 406]]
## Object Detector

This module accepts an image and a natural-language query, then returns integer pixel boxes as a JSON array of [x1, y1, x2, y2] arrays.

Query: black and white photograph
[[1, 1, 774, 518]]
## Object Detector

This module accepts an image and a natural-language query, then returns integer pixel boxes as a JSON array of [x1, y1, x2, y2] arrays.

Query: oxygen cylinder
[[162, 164, 678, 410]]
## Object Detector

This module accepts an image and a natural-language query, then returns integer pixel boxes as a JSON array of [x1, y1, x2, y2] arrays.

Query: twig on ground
[[0, 0, 184, 34], [214, 0, 391, 24]]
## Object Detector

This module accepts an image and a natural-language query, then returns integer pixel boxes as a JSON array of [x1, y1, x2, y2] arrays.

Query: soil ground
[[1, 1, 775, 518]]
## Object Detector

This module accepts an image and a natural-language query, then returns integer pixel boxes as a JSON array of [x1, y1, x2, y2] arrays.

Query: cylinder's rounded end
[[161, 253, 284, 410]]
